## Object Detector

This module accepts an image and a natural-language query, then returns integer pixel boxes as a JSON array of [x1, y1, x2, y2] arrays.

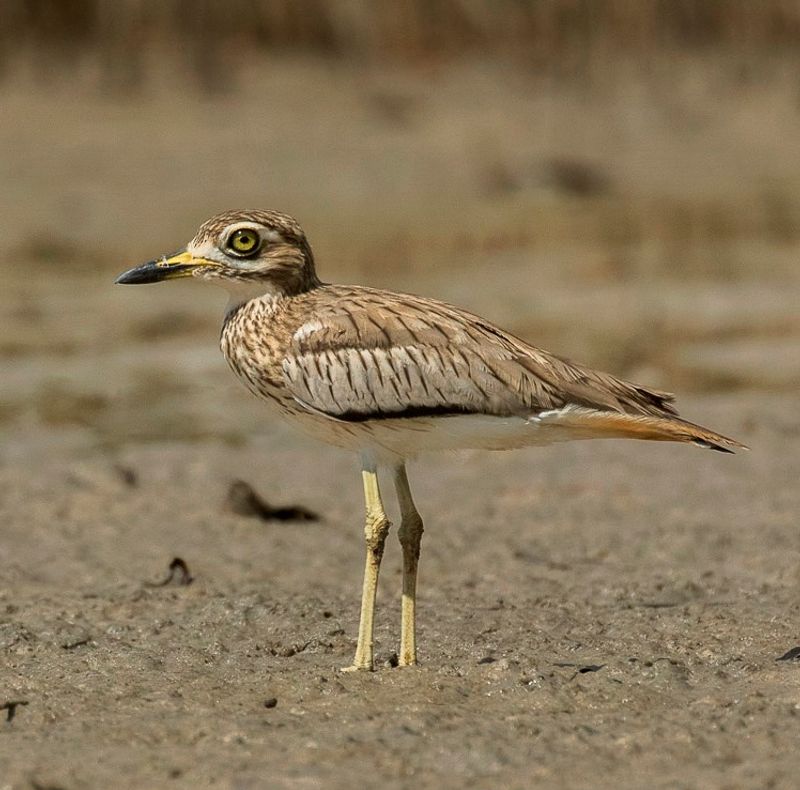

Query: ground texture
[[1, 394, 798, 789], [1, 58, 799, 789]]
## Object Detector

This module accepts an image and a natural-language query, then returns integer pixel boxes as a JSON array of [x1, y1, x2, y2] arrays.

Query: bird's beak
[[115, 249, 219, 284]]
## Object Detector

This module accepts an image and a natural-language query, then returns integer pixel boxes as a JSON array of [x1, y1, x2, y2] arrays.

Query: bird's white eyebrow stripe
[[220, 221, 284, 244]]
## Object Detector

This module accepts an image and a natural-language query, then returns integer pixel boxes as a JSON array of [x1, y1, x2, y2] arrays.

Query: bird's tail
[[540, 407, 748, 453]]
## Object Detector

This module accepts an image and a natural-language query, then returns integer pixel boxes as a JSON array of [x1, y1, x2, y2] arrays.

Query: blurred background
[[1, 0, 798, 457]]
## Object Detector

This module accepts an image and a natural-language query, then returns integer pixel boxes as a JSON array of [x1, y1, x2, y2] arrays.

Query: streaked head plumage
[[116, 209, 319, 295]]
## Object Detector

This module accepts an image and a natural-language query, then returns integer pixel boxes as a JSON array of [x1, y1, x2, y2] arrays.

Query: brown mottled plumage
[[116, 209, 746, 671]]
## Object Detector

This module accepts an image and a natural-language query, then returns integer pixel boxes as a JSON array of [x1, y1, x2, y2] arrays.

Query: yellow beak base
[[115, 250, 217, 284]]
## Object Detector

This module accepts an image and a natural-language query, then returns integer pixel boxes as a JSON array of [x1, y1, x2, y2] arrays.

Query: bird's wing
[[281, 287, 678, 423]]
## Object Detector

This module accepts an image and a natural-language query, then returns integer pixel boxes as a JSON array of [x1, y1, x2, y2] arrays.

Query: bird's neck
[[221, 277, 320, 316], [221, 281, 279, 316]]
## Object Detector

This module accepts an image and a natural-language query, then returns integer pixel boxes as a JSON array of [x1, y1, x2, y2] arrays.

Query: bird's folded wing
[[281, 289, 678, 423]]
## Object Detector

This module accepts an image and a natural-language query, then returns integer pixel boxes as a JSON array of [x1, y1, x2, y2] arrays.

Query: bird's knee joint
[[398, 513, 424, 549], [364, 512, 391, 555]]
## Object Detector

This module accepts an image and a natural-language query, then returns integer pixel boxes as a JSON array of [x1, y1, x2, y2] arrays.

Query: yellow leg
[[394, 464, 424, 667], [343, 466, 391, 671]]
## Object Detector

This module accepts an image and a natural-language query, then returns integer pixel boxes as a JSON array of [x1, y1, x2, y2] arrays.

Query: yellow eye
[[227, 228, 261, 256]]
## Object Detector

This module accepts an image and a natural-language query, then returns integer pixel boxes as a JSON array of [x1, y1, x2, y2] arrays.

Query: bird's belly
[[354, 413, 565, 455]]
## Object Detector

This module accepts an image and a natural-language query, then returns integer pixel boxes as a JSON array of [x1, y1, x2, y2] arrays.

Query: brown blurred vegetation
[[4, 0, 800, 88], [1, 1, 799, 446]]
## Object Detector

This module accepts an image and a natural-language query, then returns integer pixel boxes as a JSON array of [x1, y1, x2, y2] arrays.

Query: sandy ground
[[1, 58, 799, 788], [2, 394, 799, 789]]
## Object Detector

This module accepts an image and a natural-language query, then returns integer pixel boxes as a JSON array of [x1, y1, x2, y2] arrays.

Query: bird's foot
[[340, 662, 374, 673]]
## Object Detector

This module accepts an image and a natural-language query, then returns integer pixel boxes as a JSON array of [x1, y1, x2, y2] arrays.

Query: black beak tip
[[115, 262, 161, 285]]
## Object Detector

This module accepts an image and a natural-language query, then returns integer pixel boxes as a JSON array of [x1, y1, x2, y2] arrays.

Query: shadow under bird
[[116, 209, 746, 671]]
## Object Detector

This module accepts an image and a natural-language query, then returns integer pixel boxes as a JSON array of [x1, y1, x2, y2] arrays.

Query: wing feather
[[283, 287, 677, 423]]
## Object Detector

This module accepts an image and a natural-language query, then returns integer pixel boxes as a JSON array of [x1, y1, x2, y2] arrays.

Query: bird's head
[[116, 210, 320, 297]]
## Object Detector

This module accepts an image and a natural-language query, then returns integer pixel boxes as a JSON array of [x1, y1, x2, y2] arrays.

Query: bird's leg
[[343, 466, 391, 671], [394, 463, 424, 667]]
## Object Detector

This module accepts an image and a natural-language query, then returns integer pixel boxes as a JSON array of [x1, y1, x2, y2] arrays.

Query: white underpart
[[282, 400, 594, 463], [353, 408, 584, 457]]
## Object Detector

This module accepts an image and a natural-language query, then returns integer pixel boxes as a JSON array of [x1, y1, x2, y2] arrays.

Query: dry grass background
[[0, 1, 798, 443], [2, 7, 800, 790], [5, 1, 800, 68]]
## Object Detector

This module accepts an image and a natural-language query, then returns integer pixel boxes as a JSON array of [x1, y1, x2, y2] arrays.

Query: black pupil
[[236, 232, 254, 249]]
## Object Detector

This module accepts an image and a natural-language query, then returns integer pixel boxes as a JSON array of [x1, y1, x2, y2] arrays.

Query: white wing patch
[[293, 320, 324, 342], [529, 405, 576, 423]]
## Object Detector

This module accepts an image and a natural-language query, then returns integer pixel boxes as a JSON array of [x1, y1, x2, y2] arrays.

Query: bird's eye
[[226, 228, 261, 257]]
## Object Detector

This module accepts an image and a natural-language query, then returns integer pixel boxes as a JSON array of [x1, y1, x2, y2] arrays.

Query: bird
[[116, 209, 746, 671]]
